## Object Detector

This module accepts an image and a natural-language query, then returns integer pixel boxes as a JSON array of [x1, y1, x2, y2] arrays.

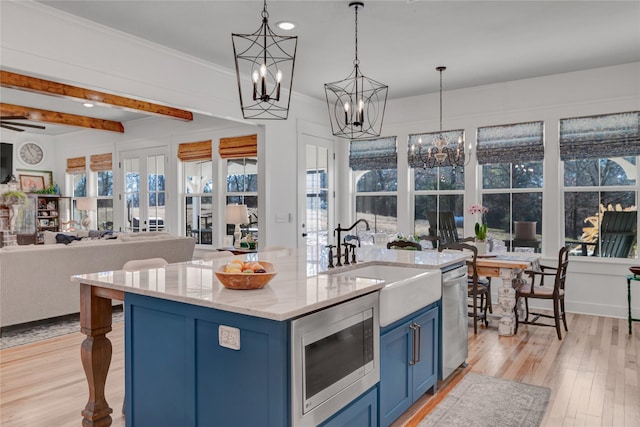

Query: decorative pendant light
[[409, 66, 465, 168], [324, 2, 388, 139], [232, 0, 297, 120]]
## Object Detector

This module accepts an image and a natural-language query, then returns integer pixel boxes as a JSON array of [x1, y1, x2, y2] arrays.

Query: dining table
[[470, 253, 540, 336]]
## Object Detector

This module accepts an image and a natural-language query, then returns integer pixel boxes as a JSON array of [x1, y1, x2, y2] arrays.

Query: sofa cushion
[[56, 234, 82, 244]]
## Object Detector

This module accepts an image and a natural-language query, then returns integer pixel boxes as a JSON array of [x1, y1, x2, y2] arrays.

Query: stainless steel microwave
[[291, 292, 380, 427]]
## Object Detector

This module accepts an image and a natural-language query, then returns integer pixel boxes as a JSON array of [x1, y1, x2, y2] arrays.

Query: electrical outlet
[[218, 325, 240, 350]]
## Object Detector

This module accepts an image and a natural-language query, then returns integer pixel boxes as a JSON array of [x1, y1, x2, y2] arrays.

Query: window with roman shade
[[561, 111, 639, 259], [90, 153, 113, 230], [351, 136, 398, 234], [410, 130, 465, 239], [179, 141, 214, 245], [559, 111, 640, 161], [66, 156, 86, 198], [477, 121, 544, 165], [479, 121, 545, 251]]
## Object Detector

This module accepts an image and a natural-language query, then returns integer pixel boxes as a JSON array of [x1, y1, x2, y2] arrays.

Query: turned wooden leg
[[80, 283, 114, 427]]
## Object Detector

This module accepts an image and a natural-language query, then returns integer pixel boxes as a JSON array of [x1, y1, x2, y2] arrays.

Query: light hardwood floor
[[1, 312, 638, 427]]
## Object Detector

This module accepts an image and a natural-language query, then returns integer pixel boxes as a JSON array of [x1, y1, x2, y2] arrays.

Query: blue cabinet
[[124, 293, 289, 427], [320, 386, 378, 427], [379, 302, 439, 427]]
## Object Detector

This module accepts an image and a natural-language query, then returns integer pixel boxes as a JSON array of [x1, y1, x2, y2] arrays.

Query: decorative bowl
[[629, 266, 640, 276], [215, 261, 277, 290]]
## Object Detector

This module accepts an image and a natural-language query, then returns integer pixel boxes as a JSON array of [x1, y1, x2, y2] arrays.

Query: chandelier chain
[[354, 3, 360, 66]]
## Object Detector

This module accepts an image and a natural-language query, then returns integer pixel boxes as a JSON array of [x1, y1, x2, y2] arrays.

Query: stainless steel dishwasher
[[440, 263, 468, 380]]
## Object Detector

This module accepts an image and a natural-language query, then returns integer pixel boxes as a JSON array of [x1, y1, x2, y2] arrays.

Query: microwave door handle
[[414, 322, 421, 363], [409, 324, 417, 366]]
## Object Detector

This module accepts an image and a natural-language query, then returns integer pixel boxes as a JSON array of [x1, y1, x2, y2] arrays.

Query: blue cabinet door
[[378, 303, 440, 427], [125, 293, 289, 427], [411, 306, 439, 397], [320, 386, 378, 427], [379, 320, 413, 427]]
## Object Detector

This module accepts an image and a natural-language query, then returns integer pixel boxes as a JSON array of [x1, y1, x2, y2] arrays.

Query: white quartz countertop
[[71, 247, 468, 321]]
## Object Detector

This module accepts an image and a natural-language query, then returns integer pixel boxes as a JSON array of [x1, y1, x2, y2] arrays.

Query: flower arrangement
[[0, 190, 28, 206], [467, 204, 488, 241]]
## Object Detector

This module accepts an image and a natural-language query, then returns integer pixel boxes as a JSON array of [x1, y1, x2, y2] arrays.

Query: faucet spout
[[333, 219, 370, 267]]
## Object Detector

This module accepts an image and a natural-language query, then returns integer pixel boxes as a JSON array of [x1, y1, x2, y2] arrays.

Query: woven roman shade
[[66, 156, 86, 174], [349, 136, 397, 171], [477, 121, 544, 165], [559, 111, 640, 161], [177, 140, 212, 162], [219, 135, 257, 159], [407, 130, 464, 169], [89, 153, 113, 172]]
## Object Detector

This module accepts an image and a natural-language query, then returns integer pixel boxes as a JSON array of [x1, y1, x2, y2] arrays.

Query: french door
[[120, 147, 168, 233], [298, 133, 334, 261]]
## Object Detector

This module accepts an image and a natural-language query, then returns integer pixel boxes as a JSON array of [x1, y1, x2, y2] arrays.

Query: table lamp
[[226, 204, 248, 248], [76, 197, 97, 229]]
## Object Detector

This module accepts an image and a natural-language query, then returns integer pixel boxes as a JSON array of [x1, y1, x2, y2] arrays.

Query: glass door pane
[[305, 145, 330, 261]]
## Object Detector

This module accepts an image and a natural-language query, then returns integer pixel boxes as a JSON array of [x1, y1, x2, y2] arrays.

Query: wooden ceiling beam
[[1, 70, 193, 121], [0, 103, 124, 133]]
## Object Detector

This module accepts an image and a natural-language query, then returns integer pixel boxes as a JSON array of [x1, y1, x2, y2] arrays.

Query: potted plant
[[467, 204, 489, 254], [0, 190, 27, 206]]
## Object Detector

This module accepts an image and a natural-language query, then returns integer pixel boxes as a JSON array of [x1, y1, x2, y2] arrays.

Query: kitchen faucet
[[333, 219, 370, 267]]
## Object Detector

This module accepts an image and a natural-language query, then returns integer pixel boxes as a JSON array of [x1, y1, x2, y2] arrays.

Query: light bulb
[[260, 64, 267, 77], [276, 70, 282, 83], [252, 70, 259, 83]]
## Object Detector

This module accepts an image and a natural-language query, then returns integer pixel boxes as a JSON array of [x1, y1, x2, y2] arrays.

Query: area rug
[[0, 309, 124, 350], [419, 372, 550, 427]]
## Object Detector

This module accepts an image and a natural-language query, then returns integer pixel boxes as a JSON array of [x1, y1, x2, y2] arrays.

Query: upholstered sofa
[[0, 232, 196, 328]]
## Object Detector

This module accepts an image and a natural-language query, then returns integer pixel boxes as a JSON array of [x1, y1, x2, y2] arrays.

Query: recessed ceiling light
[[277, 21, 296, 31], [83, 102, 94, 108]]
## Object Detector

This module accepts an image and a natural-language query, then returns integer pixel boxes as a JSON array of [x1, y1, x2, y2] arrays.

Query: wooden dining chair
[[386, 240, 422, 250], [439, 242, 489, 334], [515, 246, 569, 340]]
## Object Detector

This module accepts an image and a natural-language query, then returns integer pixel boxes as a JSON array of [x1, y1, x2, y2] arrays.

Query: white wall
[[2, 1, 639, 319]]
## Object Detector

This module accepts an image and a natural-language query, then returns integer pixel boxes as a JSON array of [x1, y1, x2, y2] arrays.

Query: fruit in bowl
[[216, 260, 276, 290]]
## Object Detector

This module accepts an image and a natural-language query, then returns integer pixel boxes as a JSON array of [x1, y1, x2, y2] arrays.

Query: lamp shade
[[76, 197, 97, 211], [226, 204, 249, 225]]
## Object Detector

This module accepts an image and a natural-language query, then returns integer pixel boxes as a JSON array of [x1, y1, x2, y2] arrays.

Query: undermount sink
[[327, 264, 442, 327]]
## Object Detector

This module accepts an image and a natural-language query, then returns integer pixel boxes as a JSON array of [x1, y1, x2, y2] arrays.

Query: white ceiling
[[3, 1, 640, 135]]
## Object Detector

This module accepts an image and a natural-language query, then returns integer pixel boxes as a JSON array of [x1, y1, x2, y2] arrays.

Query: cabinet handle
[[409, 324, 417, 365], [414, 322, 421, 364]]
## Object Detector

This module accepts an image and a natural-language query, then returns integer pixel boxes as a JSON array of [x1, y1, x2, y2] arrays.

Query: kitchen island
[[73, 247, 467, 426]]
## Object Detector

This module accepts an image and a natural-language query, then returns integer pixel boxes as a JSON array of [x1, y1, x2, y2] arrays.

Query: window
[[91, 154, 113, 230], [66, 156, 87, 224], [179, 140, 213, 245], [561, 112, 640, 258], [184, 160, 213, 245], [226, 157, 258, 240], [410, 130, 465, 239], [351, 137, 398, 235], [478, 122, 544, 252]]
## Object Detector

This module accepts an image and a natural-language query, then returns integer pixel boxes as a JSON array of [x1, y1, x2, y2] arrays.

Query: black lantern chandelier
[[232, 0, 297, 120], [409, 66, 465, 168], [325, 2, 388, 139]]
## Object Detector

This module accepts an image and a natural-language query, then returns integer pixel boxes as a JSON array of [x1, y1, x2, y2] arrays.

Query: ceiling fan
[[0, 116, 46, 132]]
